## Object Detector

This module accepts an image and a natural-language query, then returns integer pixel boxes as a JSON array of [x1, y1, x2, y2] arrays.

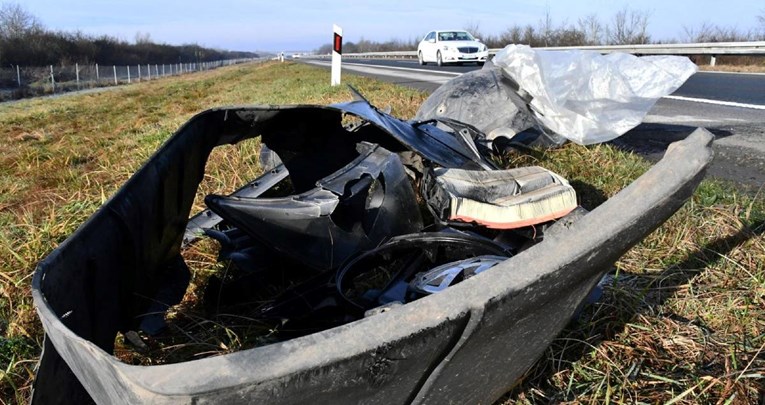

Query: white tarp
[[492, 44, 697, 145]]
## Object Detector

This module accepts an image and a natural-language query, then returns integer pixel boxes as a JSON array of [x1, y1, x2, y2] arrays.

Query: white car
[[417, 30, 489, 66]]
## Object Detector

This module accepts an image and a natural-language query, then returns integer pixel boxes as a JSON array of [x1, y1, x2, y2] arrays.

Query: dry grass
[[698, 64, 765, 74], [498, 147, 765, 404], [0, 61, 426, 403], [0, 60, 763, 404]]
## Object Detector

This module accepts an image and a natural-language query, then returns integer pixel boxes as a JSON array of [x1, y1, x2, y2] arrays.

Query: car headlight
[[480, 44, 487, 52]]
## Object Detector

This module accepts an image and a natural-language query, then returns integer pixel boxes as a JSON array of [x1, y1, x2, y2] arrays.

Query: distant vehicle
[[417, 30, 489, 66]]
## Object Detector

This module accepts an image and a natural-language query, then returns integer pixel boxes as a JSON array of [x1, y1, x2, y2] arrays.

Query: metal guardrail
[[538, 41, 765, 55], [312, 41, 765, 65]]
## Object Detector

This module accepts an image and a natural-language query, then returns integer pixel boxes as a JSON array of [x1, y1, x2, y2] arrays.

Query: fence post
[[162, 64, 165, 76], [147, 63, 151, 80], [113, 65, 117, 85], [50, 65, 55, 92], [16, 65, 21, 87], [127, 65, 131, 83], [137, 64, 141, 81], [155, 64, 158, 78], [95, 63, 100, 84], [76, 63, 80, 88]]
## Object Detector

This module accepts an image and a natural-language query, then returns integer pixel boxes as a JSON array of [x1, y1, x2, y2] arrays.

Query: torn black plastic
[[336, 230, 512, 313], [205, 142, 423, 271], [415, 68, 567, 149]]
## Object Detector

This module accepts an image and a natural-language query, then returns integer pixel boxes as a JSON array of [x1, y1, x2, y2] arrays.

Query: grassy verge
[[0, 61, 763, 404], [698, 64, 765, 73]]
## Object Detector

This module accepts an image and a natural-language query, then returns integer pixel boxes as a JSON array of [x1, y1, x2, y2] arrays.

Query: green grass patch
[[1, 61, 763, 404]]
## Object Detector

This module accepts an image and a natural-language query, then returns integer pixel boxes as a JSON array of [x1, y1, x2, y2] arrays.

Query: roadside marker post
[[331, 24, 343, 86]]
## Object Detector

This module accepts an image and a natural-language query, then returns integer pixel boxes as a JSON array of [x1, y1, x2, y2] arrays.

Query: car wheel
[[436, 51, 443, 67], [418, 51, 426, 65]]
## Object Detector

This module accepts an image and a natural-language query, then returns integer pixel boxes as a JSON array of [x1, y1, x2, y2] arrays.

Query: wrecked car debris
[[422, 166, 577, 229], [416, 46, 697, 149], [32, 81, 713, 403], [336, 230, 512, 313], [409, 255, 507, 295], [206, 142, 423, 271], [415, 68, 568, 149]]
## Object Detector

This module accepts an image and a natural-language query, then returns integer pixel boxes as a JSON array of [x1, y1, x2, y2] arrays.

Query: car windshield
[[438, 31, 475, 41]]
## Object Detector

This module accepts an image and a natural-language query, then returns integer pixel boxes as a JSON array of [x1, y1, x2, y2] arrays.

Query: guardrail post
[[127, 65, 131, 83], [710, 55, 717, 67], [96, 63, 100, 83], [113, 65, 118, 85], [75, 63, 80, 88], [16, 65, 20, 87], [137, 64, 141, 81], [147, 64, 151, 80], [331, 24, 343, 86]]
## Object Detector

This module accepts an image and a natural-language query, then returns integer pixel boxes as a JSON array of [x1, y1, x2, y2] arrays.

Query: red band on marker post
[[333, 33, 343, 55]]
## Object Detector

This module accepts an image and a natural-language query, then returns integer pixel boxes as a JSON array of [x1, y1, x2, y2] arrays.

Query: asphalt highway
[[304, 58, 765, 191]]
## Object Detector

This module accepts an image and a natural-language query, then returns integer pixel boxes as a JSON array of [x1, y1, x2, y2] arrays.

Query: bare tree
[[577, 14, 603, 45], [463, 20, 483, 40], [682, 21, 715, 42], [499, 26, 523, 46], [607, 7, 651, 44], [538, 8, 555, 46], [758, 9, 765, 39], [683, 21, 758, 43], [0, 2, 42, 39], [134, 31, 152, 44]]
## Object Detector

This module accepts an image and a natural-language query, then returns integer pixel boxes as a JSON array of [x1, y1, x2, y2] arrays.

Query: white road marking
[[662, 95, 765, 110], [341, 62, 462, 77], [643, 114, 743, 124], [304, 60, 459, 84]]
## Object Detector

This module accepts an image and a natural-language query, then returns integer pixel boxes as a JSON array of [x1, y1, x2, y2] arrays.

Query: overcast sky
[[18, 0, 765, 52]]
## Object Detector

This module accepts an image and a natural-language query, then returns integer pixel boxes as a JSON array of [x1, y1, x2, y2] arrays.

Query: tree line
[[317, 7, 765, 54], [0, 3, 258, 67]]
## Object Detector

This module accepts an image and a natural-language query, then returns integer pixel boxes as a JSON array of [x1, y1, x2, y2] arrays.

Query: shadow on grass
[[569, 180, 609, 211], [501, 217, 765, 403]]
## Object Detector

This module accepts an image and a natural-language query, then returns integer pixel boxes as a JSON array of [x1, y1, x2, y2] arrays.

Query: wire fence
[[0, 58, 259, 101]]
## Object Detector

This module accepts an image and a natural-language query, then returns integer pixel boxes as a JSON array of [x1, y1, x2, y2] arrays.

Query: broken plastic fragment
[[409, 255, 507, 295], [422, 166, 577, 229], [336, 230, 511, 312], [205, 142, 423, 270]]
